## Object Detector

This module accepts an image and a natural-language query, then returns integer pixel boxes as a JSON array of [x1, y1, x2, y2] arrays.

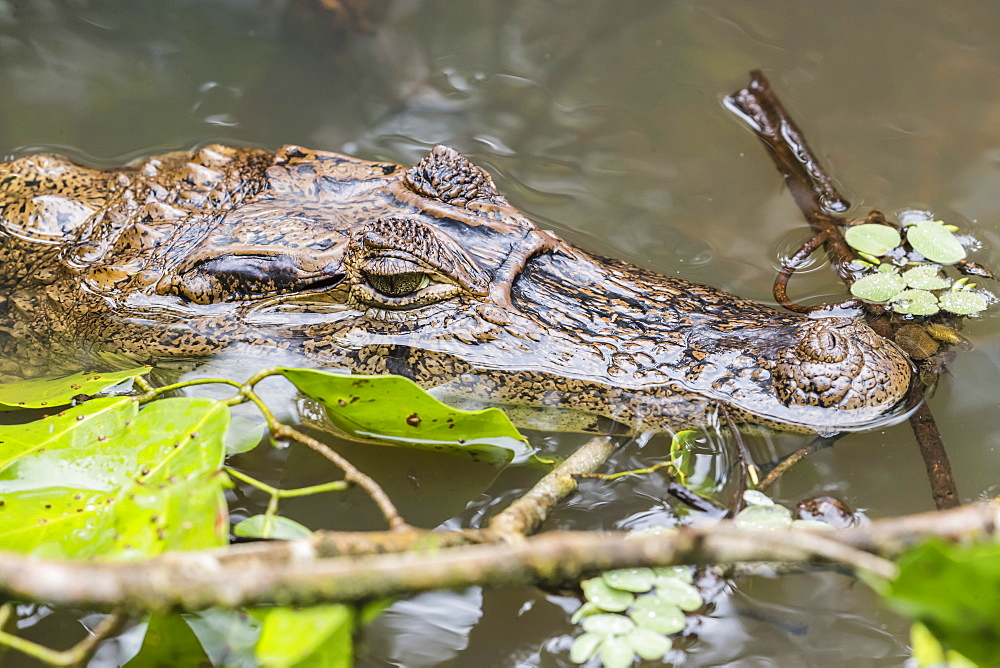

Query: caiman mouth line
[[0, 143, 914, 434]]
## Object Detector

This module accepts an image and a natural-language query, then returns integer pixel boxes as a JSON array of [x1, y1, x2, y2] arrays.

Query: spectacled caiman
[[0, 144, 913, 434]]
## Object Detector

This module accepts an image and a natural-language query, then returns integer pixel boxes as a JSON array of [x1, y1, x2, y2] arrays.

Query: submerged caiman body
[[0, 144, 913, 434]]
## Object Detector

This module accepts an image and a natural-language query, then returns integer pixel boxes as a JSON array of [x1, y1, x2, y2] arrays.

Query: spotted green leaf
[[0, 367, 150, 409], [939, 291, 989, 315], [630, 597, 686, 634], [602, 568, 657, 593], [234, 515, 313, 540], [891, 289, 940, 316], [627, 626, 673, 661], [582, 579, 635, 612], [845, 224, 902, 256], [902, 265, 950, 290], [906, 221, 967, 264], [0, 396, 229, 558], [278, 369, 530, 465], [850, 272, 907, 302]]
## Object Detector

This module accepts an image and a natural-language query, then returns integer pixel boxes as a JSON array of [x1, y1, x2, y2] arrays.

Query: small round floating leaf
[[743, 490, 774, 506], [903, 265, 950, 290], [630, 597, 686, 635], [939, 291, 989, 315], [570, 601, 602, 625], [653, 566, 694, 585], [599, 636, 636, 668], [891, 290, 940, 316], [569, 633, 602, 664], [877, 263, 900, 274], [734, 504, 793, 530], [845, 224, 902, 256], [581, 613, 635, 636], [627, 627, 673, 661], [602, 568, 657, 593], [850, 272, 907, 303], [583, 578, 635, 612], [906, 221, 967, 265], [656, 579, 703, 612]]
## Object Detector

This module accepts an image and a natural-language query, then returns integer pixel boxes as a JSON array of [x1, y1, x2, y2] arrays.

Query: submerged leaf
[[906, 221, 967, 264], [845, 224, 901, 256], [0, 367, 150, 409], [279, 369, 530, 465], [234, 515, 313, 540], [850, 272, 907, 302], [255, 605, 354, 667]]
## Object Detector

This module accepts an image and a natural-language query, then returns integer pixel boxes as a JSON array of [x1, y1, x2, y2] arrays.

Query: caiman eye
[[165, 253, 343, 304], [364, 271, 430, 297], [352, 255, 462, 310]]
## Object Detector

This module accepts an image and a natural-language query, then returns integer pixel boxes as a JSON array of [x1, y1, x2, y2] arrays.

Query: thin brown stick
[[277, 423, 410, 531], [728, 70, 960, 508], [6, 500, 1000, 613], [907, 392, 960, 509], [757, 436, 836, 491], [489, 436, 616, 537]]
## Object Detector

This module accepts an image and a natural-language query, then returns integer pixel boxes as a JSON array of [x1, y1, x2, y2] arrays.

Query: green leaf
[[733, 504, 793, 530], [655, 579, 703, 612], [278, 369, 530, 465], [582, 578, 635, 612], [742, 490, 774, 506], [185, 608, 263, 668], [234, 515, 313, 540], [845, 224, 902, 256], [601, 568, 657, 593], [891, 289, 940, 316], [629, 597, 686, 635], [906, 221, 967, 264], [581, 613, 635, 636], [599, 635, 635, 668], [0, 367, 150, 410], [910, 621, 977, 667], [128, 614, 210, 667], [627, 626, 672, 661], [883, 540, 1000, 666], [255, 605, 355, 668], [939, 291, 989, 315], [570, 601, 603, 624], [668, 430, 699, 484], [850, 272, 907, 303], [0, 396, 229, 558], [569, 633, 602, 664], [902, 265, 950, 290], [225, 415, 267, 455]]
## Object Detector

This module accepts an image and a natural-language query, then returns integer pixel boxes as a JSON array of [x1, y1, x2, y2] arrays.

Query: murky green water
[[3, 1, 1000, 665]]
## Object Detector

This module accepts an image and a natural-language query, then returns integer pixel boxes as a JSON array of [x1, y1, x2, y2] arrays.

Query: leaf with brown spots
[[278, 369, 531, 465], [0, 396, 229, 558], [0, 367, 150, 409]]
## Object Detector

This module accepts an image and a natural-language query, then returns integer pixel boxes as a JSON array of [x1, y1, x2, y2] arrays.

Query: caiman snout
[[769, 319, 912, 413]]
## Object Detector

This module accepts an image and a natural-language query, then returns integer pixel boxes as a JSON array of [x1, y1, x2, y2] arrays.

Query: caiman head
[[0, 144, 914, 434]]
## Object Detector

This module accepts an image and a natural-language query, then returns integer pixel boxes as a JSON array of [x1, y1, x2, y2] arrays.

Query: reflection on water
[[3, 0, 1000, 665]]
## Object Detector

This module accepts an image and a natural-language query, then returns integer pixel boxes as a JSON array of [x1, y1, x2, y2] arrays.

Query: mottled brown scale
[[0, 143, 914, 434]]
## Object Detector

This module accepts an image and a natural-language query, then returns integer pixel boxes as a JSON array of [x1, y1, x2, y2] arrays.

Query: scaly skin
[[0, 144, 913, 434]]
